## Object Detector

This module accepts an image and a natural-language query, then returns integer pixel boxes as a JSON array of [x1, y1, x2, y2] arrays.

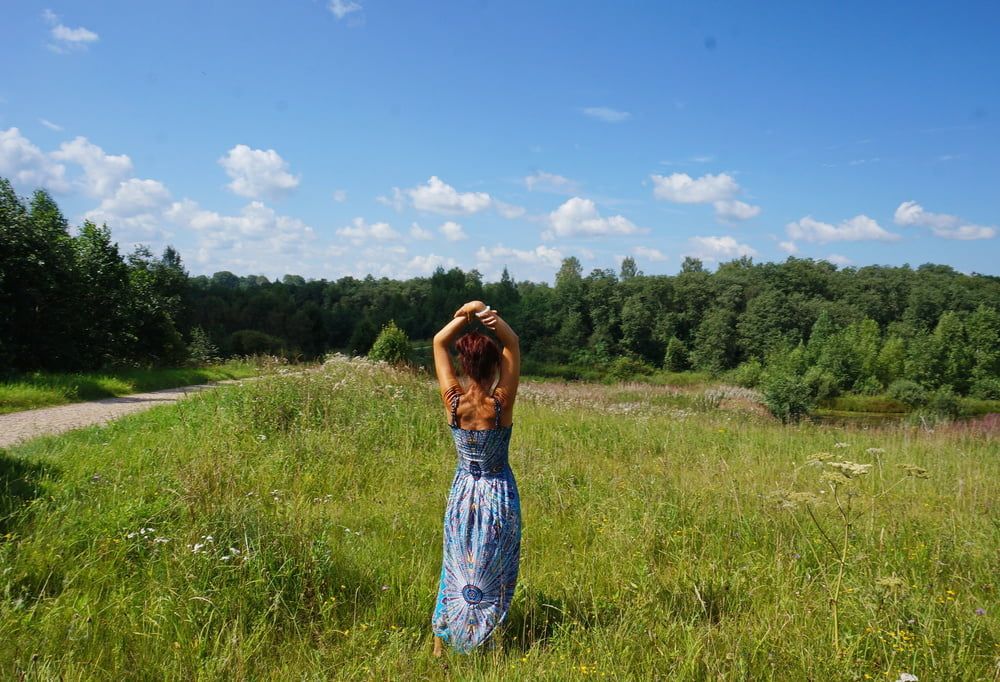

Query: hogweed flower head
[[899, 464, 930, 479]]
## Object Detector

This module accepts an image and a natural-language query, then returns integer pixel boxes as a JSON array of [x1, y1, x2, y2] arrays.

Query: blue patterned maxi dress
[[431, 388, 521, 652]]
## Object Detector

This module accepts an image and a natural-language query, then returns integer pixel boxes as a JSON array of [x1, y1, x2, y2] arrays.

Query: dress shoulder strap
[[493, 395, 502, 429]]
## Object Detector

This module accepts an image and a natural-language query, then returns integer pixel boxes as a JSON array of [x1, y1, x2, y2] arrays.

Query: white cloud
[[167, 199, 317, 256], [893, 200, 995, 240], [0, 127, 69, 191], [219, 144, 300, 199], [495, 200, 526, 219], [778, 240, 798, 254], [713, 199, 761, 221], [90, 178, 171, 216], [407, 176, 492, 215], [633, 245, 667, 261], [85, 178, 172, 238], [683, 235, 758, 262], [825, 254, 853, 266], [786, 215, 900, 243], [439, 220, 467, 241], [409, 222, 433, 240], [476, 244, 564, 268], [545, 197, 644, 239], [403, 254, 458, 275], [582, 107, 631, 123], [376, 187, 406, 211], [651, 172, 739, 203], [44, 10, 99, 53], [332, 189, 347, 203], [524, 171, 579, 194], [328, 0, 362, 19], [39, 118, 63, 132], [51, 136, 133, 197], [651, 172, 760, 221], [335, 217, 400, 245]]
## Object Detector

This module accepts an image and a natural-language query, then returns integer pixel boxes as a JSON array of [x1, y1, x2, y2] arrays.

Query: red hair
[[455, 331, 500, 384]]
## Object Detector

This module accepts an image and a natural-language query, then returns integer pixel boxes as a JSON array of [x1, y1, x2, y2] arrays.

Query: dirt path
[[0, 371, 314, 449]]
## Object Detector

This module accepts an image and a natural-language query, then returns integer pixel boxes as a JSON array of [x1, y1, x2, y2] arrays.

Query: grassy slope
[[0, 359, 996, 680], [0, 360, 262, 414]]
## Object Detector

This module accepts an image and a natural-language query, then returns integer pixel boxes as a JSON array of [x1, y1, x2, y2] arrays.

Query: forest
[[3, 178, 1000, 406]]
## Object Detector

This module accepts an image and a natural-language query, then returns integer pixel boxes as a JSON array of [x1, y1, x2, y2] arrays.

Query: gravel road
[[0, 378, 252, 449]]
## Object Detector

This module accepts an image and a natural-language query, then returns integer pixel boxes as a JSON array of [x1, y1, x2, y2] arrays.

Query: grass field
[[1, 356, 997, 679], [0, 360, 265, 414]]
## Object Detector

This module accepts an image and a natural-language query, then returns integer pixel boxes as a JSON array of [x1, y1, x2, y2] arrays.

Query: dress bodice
[[450, 424, 513, 478]]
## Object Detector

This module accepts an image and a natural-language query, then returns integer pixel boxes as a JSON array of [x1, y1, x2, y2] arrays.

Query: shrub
[[887, 379, 927, 408], [663, 337, 689, 372], [761, 370, 815, 424], [228, 330, 286, 356], [852, 375, 883, 396], [731, 358, 764, 388], [926, 385, 960, 418], [368, 321, 412, 366], [969, 375, 1000, 400], [186, 326, 221, 367], [803, 366, 840, 401], [607, 355, 654, 381]]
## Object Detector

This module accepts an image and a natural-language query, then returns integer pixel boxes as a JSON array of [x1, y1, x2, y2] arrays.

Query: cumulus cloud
[[439, 220, 467, 241], [683, 235, 758, 262], [168, 199, 317, 256], [43, 9, 99, 53], [582, 107, 631, 123], [85, 178, 172, 238], [0, 127, 69, 191], [408, 176, 492, 215], [328, 0, 362, 19], [524, 171, 579, 194], [219, 144, 300, 199], [545, 197, 644, 239], [633, 245, 667, 261], [409, 222, 433, 240], [376, 187, 406, 211], [713, 199, 761, 221], [403, 253, 458, 276], [825, 254, 853, 266], [51, 136, 133, 197], [475, 244, 564, 268], [778, 240, 798, 254], [39, 118, 63, 132], [335, 217, 400, 245], [786, 215, 900, 243], [494, 200, 526, 219], [650, 172, 760, 221], [331, 189, 347, 203], [893, 200, 995, 240]]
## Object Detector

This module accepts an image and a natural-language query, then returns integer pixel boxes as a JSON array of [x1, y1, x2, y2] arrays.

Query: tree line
[[2, 178, 999, 402]]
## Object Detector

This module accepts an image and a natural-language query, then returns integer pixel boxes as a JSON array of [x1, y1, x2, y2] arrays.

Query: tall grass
[[0, 359, 268, 414], [0, 357, 996, 679]]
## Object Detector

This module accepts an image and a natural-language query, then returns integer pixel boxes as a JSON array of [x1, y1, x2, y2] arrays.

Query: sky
[[2, 1, 999, 283]]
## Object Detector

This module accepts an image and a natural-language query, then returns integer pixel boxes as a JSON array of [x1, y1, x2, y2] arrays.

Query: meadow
[[0, 360, 263, 414], [0, 355, 997, 680]]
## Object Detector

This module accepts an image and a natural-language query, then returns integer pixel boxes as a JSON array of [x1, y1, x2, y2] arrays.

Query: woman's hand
[[476, 307, 499, 330], [453, 300, 487, 318]]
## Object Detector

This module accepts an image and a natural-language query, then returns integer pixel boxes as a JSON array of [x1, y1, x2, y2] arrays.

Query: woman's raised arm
[[475, 308, 520, 405]]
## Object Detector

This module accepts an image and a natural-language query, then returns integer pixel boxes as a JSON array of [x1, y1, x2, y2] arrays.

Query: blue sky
[[2, 1, 998, 282]]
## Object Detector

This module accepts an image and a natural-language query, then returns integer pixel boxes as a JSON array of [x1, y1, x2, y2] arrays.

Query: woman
[[430, 299, 521, 656]]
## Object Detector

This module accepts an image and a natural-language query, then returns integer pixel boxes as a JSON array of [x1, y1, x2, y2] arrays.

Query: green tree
[[368, 320, 412, 365], [690, 306, 737, 374], [73, 221, 131, 368]]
